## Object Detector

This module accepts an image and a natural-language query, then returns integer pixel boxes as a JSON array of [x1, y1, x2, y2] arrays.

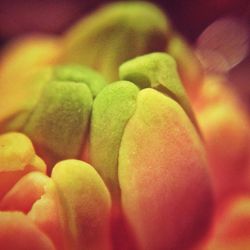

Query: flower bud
[[89, 53, 213, 249]]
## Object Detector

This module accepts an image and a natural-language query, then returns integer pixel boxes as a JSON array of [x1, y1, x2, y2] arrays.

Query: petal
[[0, 132, 34, 171], [119, 88, 213, 249], [28, 179, 68, 250], [0, 211, 55, 250], [201, 196, 250, 250], [0, 35, 61, 124], [53, 64, 107, 98], [51, 160, 112, 250], [0, 172, 50, 213], [167, 34, 204, 100], [194, 76, 250, 201], [63, 2, 168, 81], [119, 52, 199, 132], [90, 81, 139, 197], [0, 132, 46, 200], [23, 81, 93, 167]]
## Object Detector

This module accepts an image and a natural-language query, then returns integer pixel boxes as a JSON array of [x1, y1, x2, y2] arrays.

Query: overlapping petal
[[0, 132, 112, 250]]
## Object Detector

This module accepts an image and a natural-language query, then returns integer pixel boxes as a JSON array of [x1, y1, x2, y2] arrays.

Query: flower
[[0, 1, 249, 250]]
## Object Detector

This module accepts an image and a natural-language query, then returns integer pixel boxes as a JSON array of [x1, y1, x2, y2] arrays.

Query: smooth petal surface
[[0, 212, 55, 250], [51, 160, 112, 250], [119, 88, 213, 249], [90, 81, 139, 197]]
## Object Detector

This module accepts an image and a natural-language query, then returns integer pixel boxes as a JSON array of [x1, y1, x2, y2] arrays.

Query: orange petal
[[0, 172, 49, 213], [194, 76, 250, 201], [201, 196, 250, 250], [28, 179, 68, 250], [119, 88, 214, 249], [0, 35, 61, 123], [0, 211, 55, 250]]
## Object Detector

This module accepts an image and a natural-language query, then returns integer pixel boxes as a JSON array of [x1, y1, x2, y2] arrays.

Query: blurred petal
[[0, 35, 61, 82], [63, 2, 169, 81], [0, 211, 55, 250], [201, 196, 250, 250], [194, 76, 250, 201], [196, 18, 249, 73], [167, 34, 204, 100], [0, 67, 53, 131], [0, 35, 61, 123]]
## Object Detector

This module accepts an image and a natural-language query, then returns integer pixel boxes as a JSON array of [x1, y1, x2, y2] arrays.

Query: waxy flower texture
[[0, 2, 249, 250]]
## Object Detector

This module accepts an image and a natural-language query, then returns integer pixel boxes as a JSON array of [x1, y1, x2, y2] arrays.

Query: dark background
[[0, 0, 249, 43], [0, 0, 249, 107]]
